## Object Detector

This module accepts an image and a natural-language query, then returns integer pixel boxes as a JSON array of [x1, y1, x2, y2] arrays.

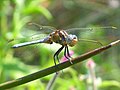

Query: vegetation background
[[0, 0, 120, 90]]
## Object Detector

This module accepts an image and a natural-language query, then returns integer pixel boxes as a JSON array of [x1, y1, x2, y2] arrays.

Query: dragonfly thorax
[[50, 30, 78, 47]]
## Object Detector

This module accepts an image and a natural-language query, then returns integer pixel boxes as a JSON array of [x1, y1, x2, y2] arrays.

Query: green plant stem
[[0, 40, 119, 89], [46, 72, 60, 90], [88, 60, 97, 90]]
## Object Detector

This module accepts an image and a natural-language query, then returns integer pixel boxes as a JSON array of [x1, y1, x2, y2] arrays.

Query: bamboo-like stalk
[[0, 40, 119, 89]]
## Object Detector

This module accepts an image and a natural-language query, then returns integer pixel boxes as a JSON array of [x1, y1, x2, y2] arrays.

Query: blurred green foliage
[[0, 0, 120, 90]]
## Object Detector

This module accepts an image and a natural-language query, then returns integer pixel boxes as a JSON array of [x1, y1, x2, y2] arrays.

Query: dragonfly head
[[67, 34, 78, 47]]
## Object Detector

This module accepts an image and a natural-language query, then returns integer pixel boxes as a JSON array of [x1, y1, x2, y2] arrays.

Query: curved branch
[[0, 40, 119, 89]]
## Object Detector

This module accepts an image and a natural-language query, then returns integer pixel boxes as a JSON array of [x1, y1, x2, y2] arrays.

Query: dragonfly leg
[[64, 46, 73, 64], [66, 45, 72, 58], [66, 46, 73, 61], [54, 45, 64, 66]]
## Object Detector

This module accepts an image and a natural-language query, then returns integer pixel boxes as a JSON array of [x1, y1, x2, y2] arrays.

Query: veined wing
[[22, 22, 56, 37], [64, 26, 117, 37], [64, 26, 116, 33], [14, 23, 56, 40], [8, 23, 56, 48], [64, 26, 118, 45]]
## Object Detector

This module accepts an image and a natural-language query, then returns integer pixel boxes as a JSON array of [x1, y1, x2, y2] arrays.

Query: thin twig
[[0, 40, 119, 89], [46, 72, 60, 90]]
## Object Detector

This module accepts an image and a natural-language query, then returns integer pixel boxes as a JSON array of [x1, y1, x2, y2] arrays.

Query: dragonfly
[[12, 23, 116, 66]]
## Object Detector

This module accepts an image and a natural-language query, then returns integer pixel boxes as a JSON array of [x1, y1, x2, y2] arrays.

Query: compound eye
[[73, 36, 77, 39], [73, 37, 76, 39]]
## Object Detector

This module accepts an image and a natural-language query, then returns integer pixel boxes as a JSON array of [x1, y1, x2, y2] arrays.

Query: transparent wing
[[65, 26, 117, 37], [9, 23, 55, 43], [21, 23, 56, 37], [65, 26, 118, 45], [64, 26, 116, 33]]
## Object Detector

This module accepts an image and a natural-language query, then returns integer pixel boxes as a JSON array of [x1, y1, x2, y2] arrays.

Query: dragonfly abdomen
[[12, 36, 53, 48]]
